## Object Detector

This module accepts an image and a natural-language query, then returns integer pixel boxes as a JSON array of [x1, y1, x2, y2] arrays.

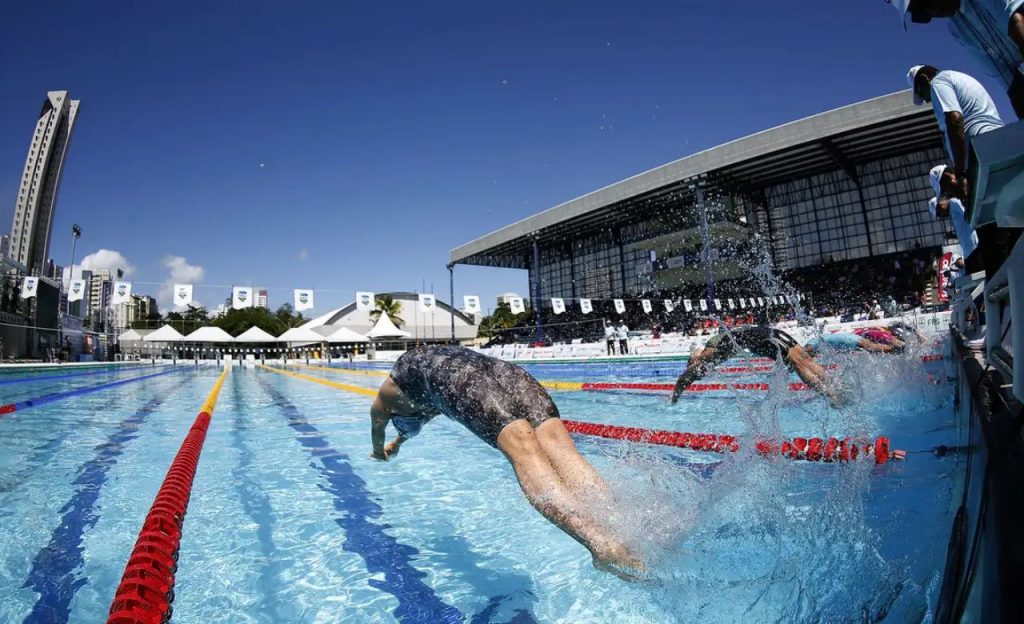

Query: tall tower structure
[[8, 90, 80, 274]]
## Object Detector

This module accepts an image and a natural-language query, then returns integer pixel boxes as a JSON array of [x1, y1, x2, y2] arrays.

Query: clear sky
[[0, 1, 1006, 315]]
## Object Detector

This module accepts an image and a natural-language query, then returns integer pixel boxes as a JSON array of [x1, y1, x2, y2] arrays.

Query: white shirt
[[930, 71, 1004, 160], [929, 197, 979, 258], [616, 325, 629, 340], [605, 325, 616, 340]]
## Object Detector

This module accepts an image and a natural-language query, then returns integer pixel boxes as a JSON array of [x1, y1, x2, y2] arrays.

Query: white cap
[[889, 0, 911, 30], [929, 164, 946, 198], [907, 65, 926, 104]]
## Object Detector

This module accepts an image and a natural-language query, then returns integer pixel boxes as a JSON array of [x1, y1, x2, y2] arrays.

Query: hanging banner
[[757, 297, 764, 307], [613, 299, 625, 314], [463, 295, 481, 314], [508, 296, 525, 314], [68, 279, 86, 302], [699, 299, 708, 311], [112, 281, 132, 305], [937, 252, 953, 303], [664, 299, 675, 313], [798, 293, 805, 301], [641, 299, 652, 314], [21, 277, 39, 299], [713, 298, 722, 310], [681, 299, 691, 312], [727, 298, 735, 309], [419, 293, 437, 314], [579, 298, 592, 314], [294, 289, 314, 311], [739, 298, 746, 309], [233, 286, 253, 309], [356, 291, 375, 311], [551, 297, 566, 315], [173, 283, 193, 308]]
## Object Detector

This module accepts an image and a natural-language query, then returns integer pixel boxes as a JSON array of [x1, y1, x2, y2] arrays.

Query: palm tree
[[369, 294, 405, 328]]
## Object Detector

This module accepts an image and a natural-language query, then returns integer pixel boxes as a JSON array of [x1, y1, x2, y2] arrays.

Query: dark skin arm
[[369, 377, 416, 461], [370, 396, 390, 460], [945, 111, 968, 182]]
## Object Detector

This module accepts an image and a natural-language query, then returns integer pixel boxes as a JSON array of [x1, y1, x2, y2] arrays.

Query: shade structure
[[234, 326, 279, 342], [143, 325, 186, 342], [277, 326, 327, 343], [366, 314, 411, 338], [184, 326, 235, 342], [324, 326, 369, 343], [117, 329, 146, 342]]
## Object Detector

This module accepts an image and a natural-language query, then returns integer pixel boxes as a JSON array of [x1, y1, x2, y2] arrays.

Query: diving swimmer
[[670, 325, 845, 405], [369, 345, 644, 578], [804, 332, 900, 354]]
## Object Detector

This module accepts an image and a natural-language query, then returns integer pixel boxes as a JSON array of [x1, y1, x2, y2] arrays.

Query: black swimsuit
[[673, 326, 800, 398], [389, 345, 559, 447]]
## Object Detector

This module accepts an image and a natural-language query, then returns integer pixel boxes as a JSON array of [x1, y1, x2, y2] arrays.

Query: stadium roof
[[450, 90, 943, 269]]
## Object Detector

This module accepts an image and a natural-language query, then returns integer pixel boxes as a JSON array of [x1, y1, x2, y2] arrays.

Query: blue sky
[[0, 1, 1006, 315]]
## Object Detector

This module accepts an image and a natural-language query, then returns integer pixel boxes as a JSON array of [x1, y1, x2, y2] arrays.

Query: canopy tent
[[117, 329, 147, 342], [324, 326, 369, 343], [366, 314, 411, 338], [143, 325, 186, 342], [184, 326, 235, 342], [234, 326, 279, 343], [277, 326, 328, 343]]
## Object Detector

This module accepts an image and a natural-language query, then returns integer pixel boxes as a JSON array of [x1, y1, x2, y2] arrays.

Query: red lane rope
[[562, 419, 902, 464], [106, 369, 228, 624], [577, 381, 811, 392]]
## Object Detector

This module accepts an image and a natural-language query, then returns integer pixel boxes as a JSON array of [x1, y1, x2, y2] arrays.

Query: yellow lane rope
[[200, 366, 230, 414], [260, 364, 379, 397]]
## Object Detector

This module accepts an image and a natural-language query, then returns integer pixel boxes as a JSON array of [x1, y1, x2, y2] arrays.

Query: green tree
[[182, 304, 209, 323], [274, 303, 305, 329], [212, 307, 285, 337], [369, 295, 404, 328], [477, 302, 531, 338]]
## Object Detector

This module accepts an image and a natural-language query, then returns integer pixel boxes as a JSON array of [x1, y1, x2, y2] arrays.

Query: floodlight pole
[[695, 186, 716, 307], [448, 264, 456, 344], [532, 238, 543, 343]]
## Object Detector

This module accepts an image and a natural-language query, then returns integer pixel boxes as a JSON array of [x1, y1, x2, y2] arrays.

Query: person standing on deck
[[616, 321, 630, 355], [907, 65, 1004, 197], [604, 321, 617, 356], [368, 345, 645, 579], [928, 164, 981, 270]]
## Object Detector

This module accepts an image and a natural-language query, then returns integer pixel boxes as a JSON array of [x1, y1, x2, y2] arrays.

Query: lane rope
[[0, 364, 169, 386], [106, 367, 229, 624], [0, 368, 183, 417]]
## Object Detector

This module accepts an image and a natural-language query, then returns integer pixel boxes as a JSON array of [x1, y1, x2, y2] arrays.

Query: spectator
[[907, 65, 1004, 190], [929, 163, 981, 268], [604, 321, 616, 356], [617, 321, 630, 355], [889, 0, 1024, 117], [870, 299, 884, 319]]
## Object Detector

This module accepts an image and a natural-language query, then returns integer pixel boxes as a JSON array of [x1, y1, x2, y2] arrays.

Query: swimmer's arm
[[370, 397, 390, 460]]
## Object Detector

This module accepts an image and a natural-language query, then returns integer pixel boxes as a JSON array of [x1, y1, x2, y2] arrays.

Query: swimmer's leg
[[858, 339, 895, 353], [535, 418, 613, 501], [497, 420, 644, 578]]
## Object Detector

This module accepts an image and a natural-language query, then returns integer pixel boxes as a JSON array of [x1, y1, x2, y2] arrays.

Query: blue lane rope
[[0, 368, 184, 416], [0, 365, 169, 386]]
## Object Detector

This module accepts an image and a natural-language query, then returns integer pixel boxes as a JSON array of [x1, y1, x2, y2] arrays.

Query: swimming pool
[[0, 344, 959, 623]]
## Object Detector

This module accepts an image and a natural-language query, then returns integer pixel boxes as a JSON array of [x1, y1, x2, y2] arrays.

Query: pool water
[[0, 345, 959, 623]]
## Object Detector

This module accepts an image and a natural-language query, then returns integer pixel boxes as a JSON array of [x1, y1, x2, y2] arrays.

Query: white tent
[[234, 326, 279, 343], [366, 314, 411, 338], [117, 329, 147, 342], [324, 326, 369, 343], [184, 326, 235, 342], [143, 325, 186, 342], [277, 326, 328, 343]]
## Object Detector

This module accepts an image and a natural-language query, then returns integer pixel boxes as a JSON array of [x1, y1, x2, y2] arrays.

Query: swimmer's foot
[[592, 546, 648, 582]]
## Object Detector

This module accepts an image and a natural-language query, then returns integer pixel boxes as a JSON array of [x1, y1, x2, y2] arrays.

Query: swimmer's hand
[[369, 449, 389, 461], [384, 439, 401, 458]]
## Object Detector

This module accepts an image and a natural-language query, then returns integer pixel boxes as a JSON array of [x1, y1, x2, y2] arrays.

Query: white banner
[[21, 277, 38, 299], [419, 293, 437, 314], [798, 293, 805, 301], [713, 298, 722, 310], [665, 299, 675, 313], [579, 298, 592, 314], [294, 289, 314, 311], [112, 281, 132, 305], [699, 299, 708, 311], [551, 297, 566, 315], [682, 299, 691, 312], [68, 279, 86, 302], [173, 283, 193, 308], [355, 291, 374, 311], [613, 299, 625, 314], [463, 295, 481, 314], [508, 296, 524, 314], [641, 299, 652, 314], [748, 297, 758, 308], [233, 286, 253, 309], [728, 298, 735, 309], [757, 297, 764, 307], [739, 298, 746, 309]]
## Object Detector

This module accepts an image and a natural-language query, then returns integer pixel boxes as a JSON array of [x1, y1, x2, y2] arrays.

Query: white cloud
[[78, 249, 136, 278], [297, 249, 309, 261], [158, 255, 205, 310]]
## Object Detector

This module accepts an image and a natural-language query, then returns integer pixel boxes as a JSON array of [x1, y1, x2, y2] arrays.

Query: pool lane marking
[[0, 368, 184, 417], [0, 365, 170, 386], [21, 377, 182, 624], [291, 363, 388, 377], [260, 365, 380, 396], [105, 367, 229, 624], [254, 374, 464, 623]]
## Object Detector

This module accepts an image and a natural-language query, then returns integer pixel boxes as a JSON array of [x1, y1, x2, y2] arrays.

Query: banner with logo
[[508, 296, 524, 314], [699, 299, 708, 311], [233, 286, 253, 310], [739, 298, 746, 309], [727, 298, 735, 309], [681, 299, 691, 312], [613, 299, 625, 314], [463, 295, 480, 314], [173, 283, 193, 308], [21, 277, 38, 299], [551, 297, 566, 315], [419, 293, 437, 314], [294, 289, 314, 311], [579, 298, 592, 314], [713, 298, 722, 310], [937, 251, 953, 303], [356, 291, 375, 311], [112, 281, 132, 305], [665, 299, 675, 313], [641, 299, 652, 314], [757, 297, 764, 307], [68, 279, 86, 302]]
